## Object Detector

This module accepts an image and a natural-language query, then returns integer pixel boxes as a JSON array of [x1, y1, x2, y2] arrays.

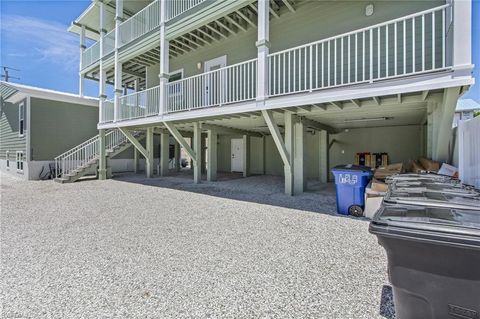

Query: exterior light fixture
[[365, 3, 374, 16], [197, 62, 202, 70]]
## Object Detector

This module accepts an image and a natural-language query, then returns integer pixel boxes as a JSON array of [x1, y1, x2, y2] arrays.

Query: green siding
[[0, 99, 27, 160], [169, 0, 444, 78], [30, 98, 99, 161]]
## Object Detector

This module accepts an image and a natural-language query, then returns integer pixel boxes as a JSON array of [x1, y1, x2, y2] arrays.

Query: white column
[[193, 122, 202, 184], [159, 0, 169, 116], [98, 129, 107, 180], [256, 0, 270, 102], [160, 132, 169, 176], [319, 130, 329, 183], [242, 135, 250, 177], [207, 129, 217, 181], [114, 0, 124, 122], [452, 0, 472, 76], [79, 25, 86, 97], [133, 148, 139, 173], [98, 2, 107, 123], [146, 127, 154, 178], [293, 118, 305, 194], [433, 87, 460, 163], [284, 112, 294, 195]]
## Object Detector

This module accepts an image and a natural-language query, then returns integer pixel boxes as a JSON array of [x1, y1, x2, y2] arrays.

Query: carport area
[[1, 172, 395, 318]]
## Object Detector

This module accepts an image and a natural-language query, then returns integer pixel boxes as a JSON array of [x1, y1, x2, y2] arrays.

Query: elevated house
[[62, 0, 474, 194]]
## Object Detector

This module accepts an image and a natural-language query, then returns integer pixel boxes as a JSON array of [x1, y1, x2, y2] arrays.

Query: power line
[[0, 66, 20, 82]]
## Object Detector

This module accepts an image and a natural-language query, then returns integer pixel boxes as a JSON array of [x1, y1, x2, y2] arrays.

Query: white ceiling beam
[[225, 15, 247, 32], [281, 0, 296, 12], [351, 99, 361, 107], [206, 23, 228, 39], [236, 9, 257, 28], [372, 96, 381, 106], [330, 101, 343, 110]]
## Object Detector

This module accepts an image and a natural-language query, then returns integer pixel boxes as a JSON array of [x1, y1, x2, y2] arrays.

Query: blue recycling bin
[[331, 165, 373, 216]]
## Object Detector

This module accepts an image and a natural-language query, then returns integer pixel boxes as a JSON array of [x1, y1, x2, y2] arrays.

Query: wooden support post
[[133, 148, 139, 174], [175, 142, 181, 172], [160, 132, 169, 176], [319, 130, 329, 183], [193, 122, 202, 184], [293, 117, 305, 194], [207, 129, 217, 181], [98, 129, 107, 180], [242, 135, 250, 177], [163, 122, 196, 161], [145, 127, 154, 178]]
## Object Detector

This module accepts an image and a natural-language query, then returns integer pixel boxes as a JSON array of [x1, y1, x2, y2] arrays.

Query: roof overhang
[[0, 81, 98, 107]]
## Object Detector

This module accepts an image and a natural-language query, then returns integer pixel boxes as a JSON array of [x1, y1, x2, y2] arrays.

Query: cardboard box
[[364, 196, 384, 219], [411, 160, 425, 173], [438, 163, 459, 177], [374, 163, 403, 180], [418, 158, 440, 172], [371, 179, 389, 193]]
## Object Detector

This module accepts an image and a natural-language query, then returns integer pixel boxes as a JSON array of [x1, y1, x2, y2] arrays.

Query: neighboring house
[[0, 82, 100, 180], [63, 0, 473, 195], [453, 99, 480, 127]]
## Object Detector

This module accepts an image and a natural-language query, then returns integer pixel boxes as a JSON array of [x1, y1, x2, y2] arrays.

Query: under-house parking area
[[1, 172, 394, 318]]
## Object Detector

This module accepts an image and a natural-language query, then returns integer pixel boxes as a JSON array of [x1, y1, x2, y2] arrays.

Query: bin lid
[[390, 184, 479, 197], [384, 191, 480, 210], [332, 165, 372, 173], [370, 204, 480, 245]]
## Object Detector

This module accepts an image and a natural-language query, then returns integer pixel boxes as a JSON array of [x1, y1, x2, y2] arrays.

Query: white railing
[[459, 116, 480, 189], [101, 99, 114, 123], [166, 59, 257, 113], [104, 29, 116, 55], [118, 86, 161, 121], [119, 0, 161, 47], [166, 0, 207, 21], [81, 41, 101, 69], [54, 129, 128, 179], [268, 5, 450, 97]]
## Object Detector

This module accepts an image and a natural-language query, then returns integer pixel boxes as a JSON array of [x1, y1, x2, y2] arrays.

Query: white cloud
[[1, 15, 79, 70]]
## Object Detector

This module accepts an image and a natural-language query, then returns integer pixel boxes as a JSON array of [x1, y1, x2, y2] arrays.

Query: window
[[16, 151, 24, 172], [19, 102, 25, 137], [6, 151, 10, 169]]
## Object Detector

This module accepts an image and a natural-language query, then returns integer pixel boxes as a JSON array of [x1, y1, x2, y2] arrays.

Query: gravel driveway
[[1, 172, 394, 318]]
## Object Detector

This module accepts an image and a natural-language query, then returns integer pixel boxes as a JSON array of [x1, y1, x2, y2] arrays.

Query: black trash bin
[[370, 204, 480, 319]]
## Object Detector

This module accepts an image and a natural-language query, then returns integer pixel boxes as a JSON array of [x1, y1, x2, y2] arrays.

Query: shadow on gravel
[[111, 171, 369, 220], [380, 285, 396, 319]]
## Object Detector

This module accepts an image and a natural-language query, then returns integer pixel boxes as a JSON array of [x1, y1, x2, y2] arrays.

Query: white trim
[[1, 81, 98, 106], [169, 68, 184, 81], [26, 96, 31, 162], [204, 55, 227, 72], [16, 151, 24, 173], [18, 101, 25, 137]]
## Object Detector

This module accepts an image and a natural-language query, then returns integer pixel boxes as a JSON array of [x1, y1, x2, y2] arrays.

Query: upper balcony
[[80, 0, 211, 70], [98, 4, 465, 126]]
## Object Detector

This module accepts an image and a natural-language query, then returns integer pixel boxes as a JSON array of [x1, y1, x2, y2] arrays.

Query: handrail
[[118, 0, 161, 47]]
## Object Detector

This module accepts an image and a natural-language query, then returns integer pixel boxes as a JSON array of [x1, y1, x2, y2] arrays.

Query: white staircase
[[54, 129, 143, 183]]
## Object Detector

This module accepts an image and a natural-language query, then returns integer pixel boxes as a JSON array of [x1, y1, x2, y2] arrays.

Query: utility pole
[[0, 66, 20, 82]]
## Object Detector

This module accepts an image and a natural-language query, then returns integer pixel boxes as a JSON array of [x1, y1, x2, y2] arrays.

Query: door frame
[[230, 138, 244, 173], [204, 55, 227, 106]]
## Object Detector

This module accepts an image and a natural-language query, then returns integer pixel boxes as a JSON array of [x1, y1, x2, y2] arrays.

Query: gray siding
[[0, 99, 27, 161], [30, 98, 98, 161], [169, 0, 444, 80]]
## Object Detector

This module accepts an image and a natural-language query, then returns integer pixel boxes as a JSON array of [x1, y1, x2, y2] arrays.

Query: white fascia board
[[3, 83, 98, 107]]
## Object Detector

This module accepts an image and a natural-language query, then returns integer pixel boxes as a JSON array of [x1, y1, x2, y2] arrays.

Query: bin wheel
[[348, 205, 364, 217]]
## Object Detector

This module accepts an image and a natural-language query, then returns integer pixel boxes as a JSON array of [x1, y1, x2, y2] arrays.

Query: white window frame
[[19, 101, 25, 137], [16, 151, 24, 173], [6, 151, 10, 169]]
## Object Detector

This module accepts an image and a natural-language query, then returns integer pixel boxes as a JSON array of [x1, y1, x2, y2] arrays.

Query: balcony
[[81, 0, 208, 70], [99, 4, 452, 124]]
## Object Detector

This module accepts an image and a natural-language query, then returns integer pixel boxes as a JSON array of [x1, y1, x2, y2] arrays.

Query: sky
[[0, 0, 479, 102]]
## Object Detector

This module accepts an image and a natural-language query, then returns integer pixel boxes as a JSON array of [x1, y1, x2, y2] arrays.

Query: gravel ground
[[1, 172, 394, 319]]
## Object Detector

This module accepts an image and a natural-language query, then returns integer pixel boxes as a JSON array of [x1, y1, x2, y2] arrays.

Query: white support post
[[79, 25, 86, 97], [319, 130, 329, 183], [160, 132, 169, 176], [159, 0, 169, 116], [427, 102, 434, 159], [193, 122, 202, 184], [114, 0, 124, 122], [133, 148, 139, 173], [201, 134, 207, 174], [98, 2, 107, 122], [98, 129, 107, 180], [242, 135, 250, 178], [284, 112, 294, 196], [433, 87, 461, 163], [293, 116, 305, 194], [145, 127, 154, 178], [175, 142, 181, 172], [256, 0, 270, 102], [207, 129, 217, 181], [262, 135, 266, 175], [452, 0, 472, 76]]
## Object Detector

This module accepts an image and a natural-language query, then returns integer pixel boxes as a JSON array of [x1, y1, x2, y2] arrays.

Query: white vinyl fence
[[458, 116, 480, 188]]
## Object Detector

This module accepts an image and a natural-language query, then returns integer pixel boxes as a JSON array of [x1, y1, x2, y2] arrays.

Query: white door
[[231, 138, 243, 173], [204, 55, 227, 106]]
